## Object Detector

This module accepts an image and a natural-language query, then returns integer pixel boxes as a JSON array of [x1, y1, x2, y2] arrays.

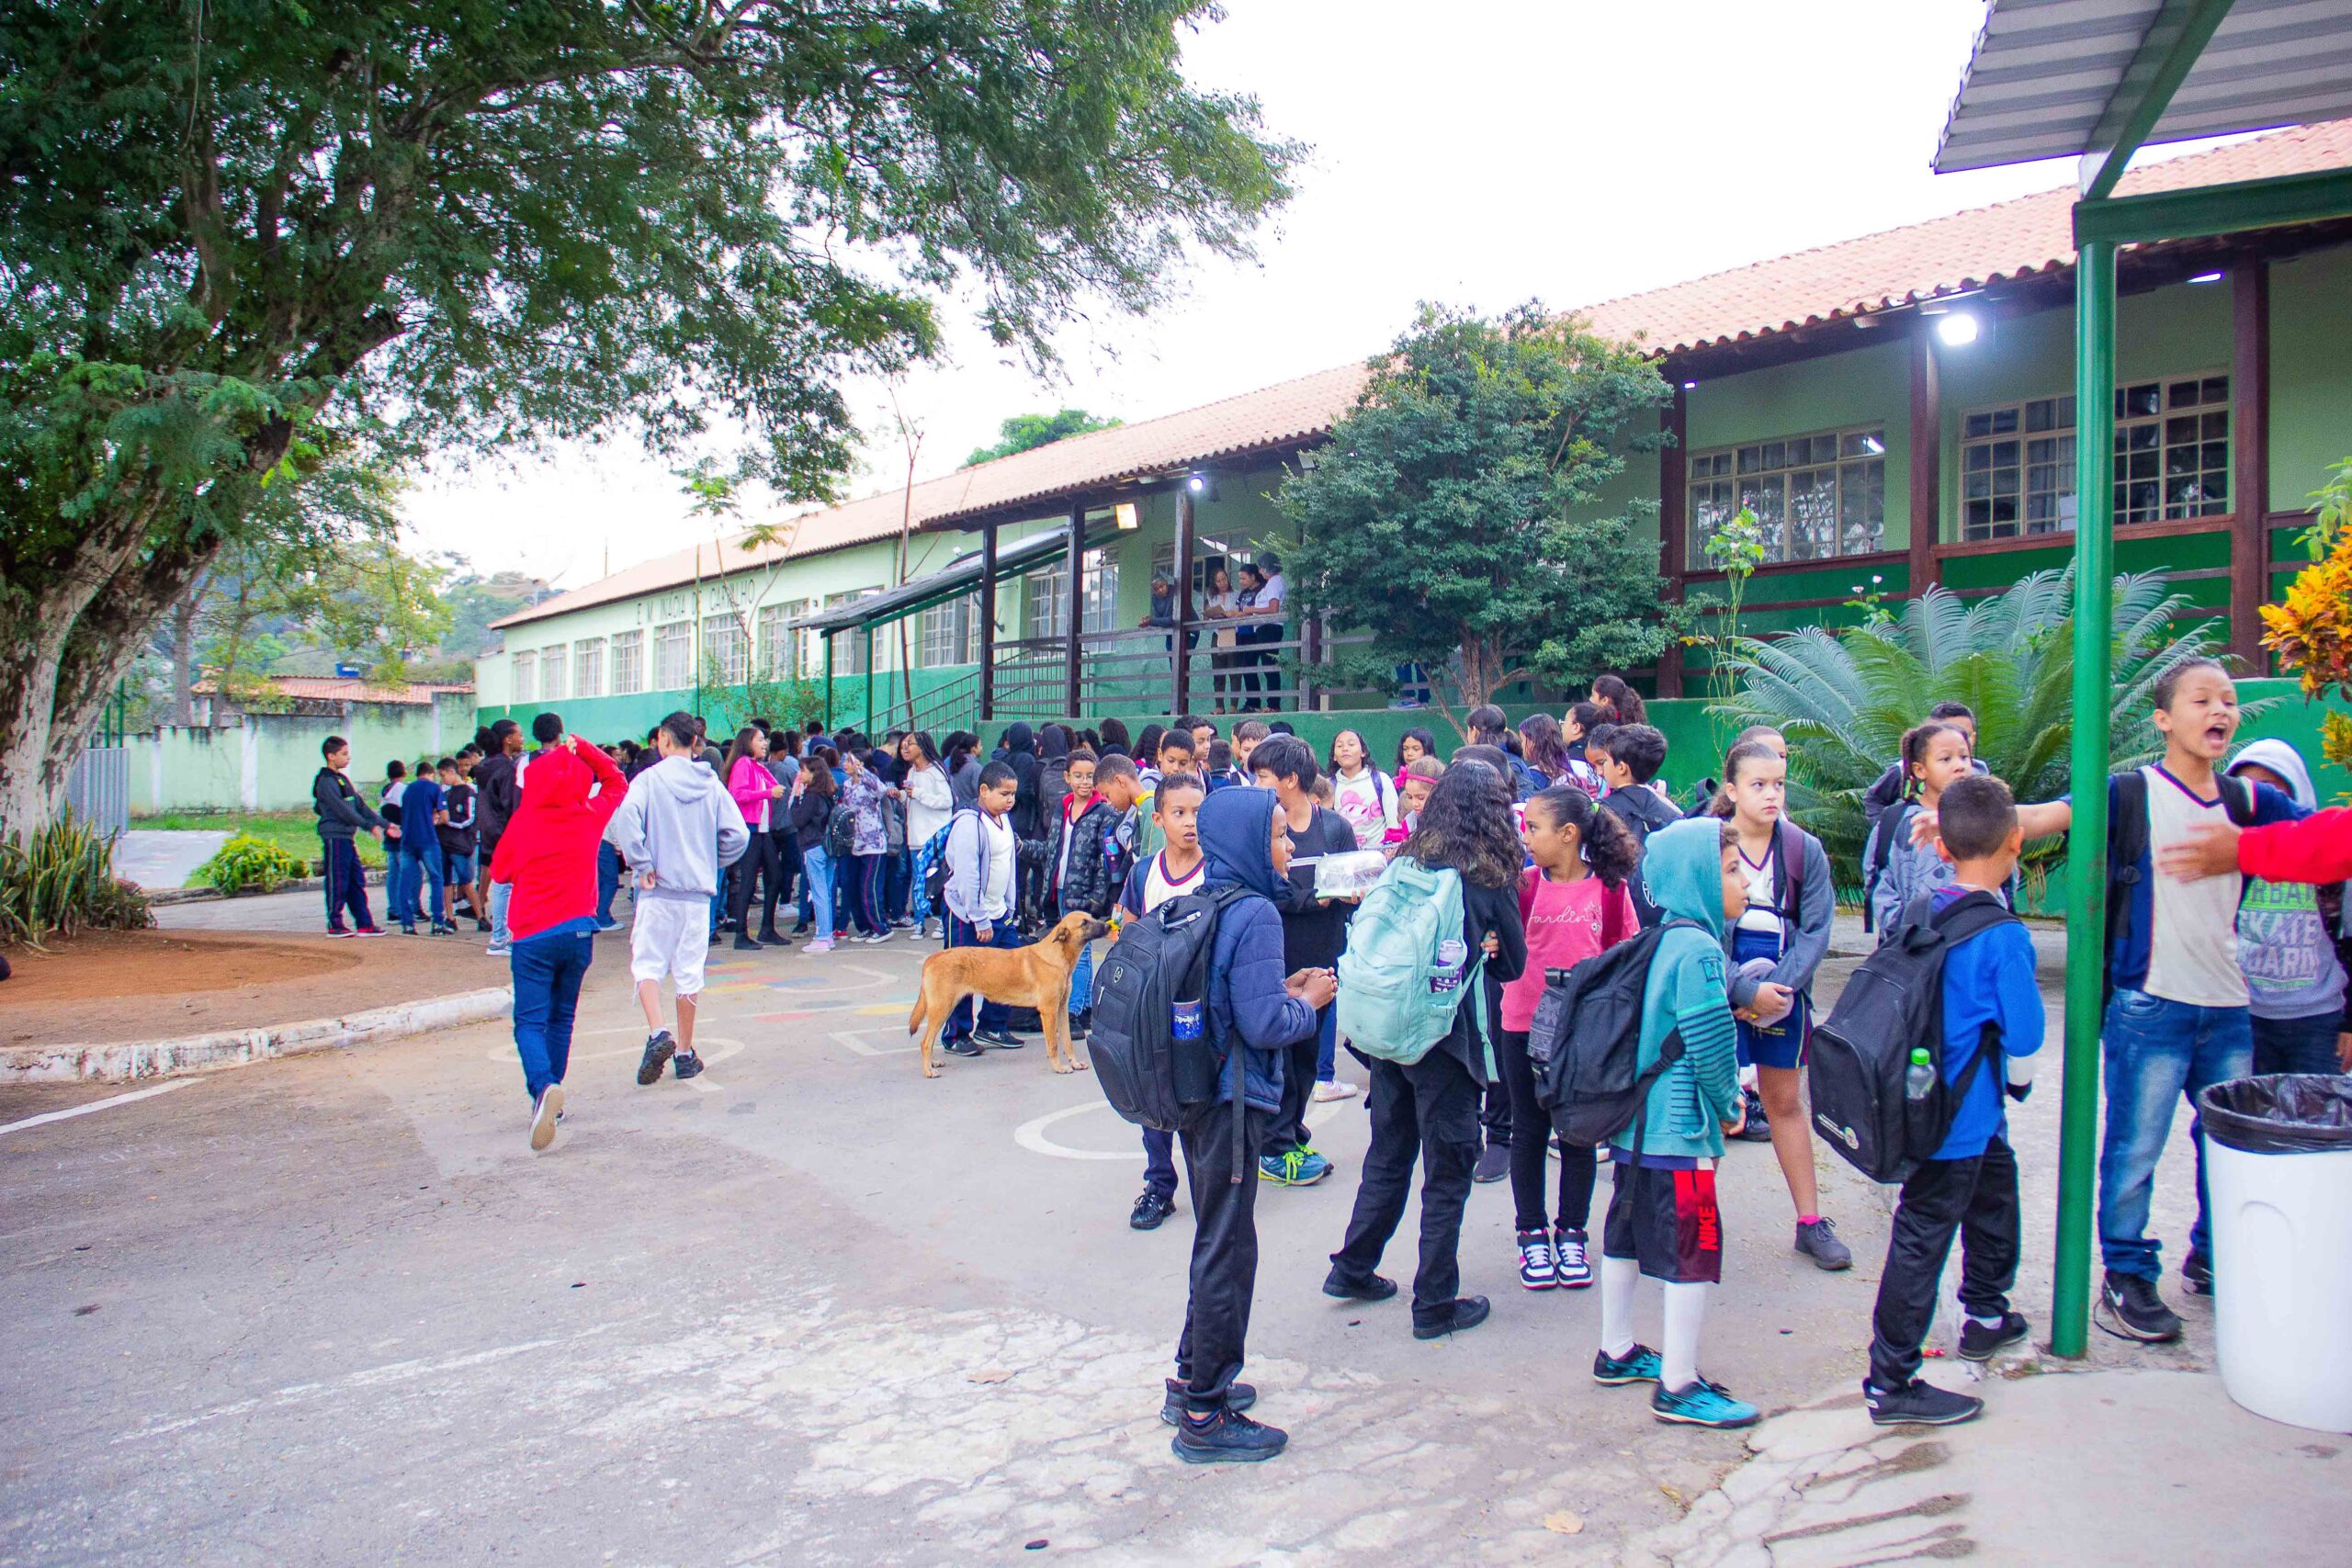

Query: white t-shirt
[[2143, 764, 2249, 1007], [1329, 766, 1396, 840], [1248, 572, 1287, 627], [1735, 837, 1786, 938], [1140, 852, 1205, 913]]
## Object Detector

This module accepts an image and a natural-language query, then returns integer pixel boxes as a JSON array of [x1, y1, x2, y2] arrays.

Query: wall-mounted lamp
[[2188, 270, 2225, 285], [1114, 502, 1140, 530], [1681, 379, 1698, 390], [1935, 312, 1980, 347], [1187, 473, 1219, 501]]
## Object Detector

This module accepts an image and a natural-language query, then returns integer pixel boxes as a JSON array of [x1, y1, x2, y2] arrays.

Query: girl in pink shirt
[[1496, 785, 1642, 1291]]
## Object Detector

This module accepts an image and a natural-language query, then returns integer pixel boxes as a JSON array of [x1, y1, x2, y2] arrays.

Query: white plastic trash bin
[[2200, 1074, 2352, 1434]]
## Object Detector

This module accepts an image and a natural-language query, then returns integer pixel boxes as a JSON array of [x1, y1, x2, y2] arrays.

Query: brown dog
[[907, 911, 1111, 1078]]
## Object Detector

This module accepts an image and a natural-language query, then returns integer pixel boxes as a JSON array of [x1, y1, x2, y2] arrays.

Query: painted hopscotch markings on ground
[[480, 1025, 747, 1093], [1012, 1096, 1344, 1161], [0, 1079, 197, 1138]]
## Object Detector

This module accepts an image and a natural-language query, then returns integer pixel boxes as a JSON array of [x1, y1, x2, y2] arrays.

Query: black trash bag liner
[[2199, 1075, 2352, 1156]]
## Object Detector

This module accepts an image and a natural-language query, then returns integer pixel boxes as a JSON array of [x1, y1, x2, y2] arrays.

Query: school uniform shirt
[[944, 808, 1017, 924], [1929, 886, 2045, 1160], [1120, 851, 1206, 916], [2143, 764, 2274, 1008], [1329, 766, 1397, 841], [1245, 571, 1287, 628], [1499, 868, 1639, 1032]]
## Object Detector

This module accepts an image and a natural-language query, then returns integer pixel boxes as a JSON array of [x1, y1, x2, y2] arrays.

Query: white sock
[[1600, 1256, 1640, 1359], [1662, 1281, 1710, 1393], [1969, 1312, 2007, 1329]]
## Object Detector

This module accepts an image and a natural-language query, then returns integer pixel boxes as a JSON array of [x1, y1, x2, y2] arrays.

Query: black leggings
[[729, 832, 780, 934], [1497, 1028, 1598, 1235]]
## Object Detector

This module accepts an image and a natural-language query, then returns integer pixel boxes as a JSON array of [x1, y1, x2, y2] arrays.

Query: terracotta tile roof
[[495, 120, 2352, 633], [198, 676, 475, 705]]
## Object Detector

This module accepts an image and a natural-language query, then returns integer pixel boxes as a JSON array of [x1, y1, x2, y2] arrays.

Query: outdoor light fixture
[[1936, 311, 1980, 346], [1861, 434, 1885, 456], [1114, 502, 1139, 530], [2189, 269, 2225, 284], [1186, 472, 1220, 501], [1187, 474, 1205, 491], [1681, 380, 1697, 390]]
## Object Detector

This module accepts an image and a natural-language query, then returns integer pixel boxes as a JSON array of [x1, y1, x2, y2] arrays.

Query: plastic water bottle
[[1905, 1046, 1937, 1100]]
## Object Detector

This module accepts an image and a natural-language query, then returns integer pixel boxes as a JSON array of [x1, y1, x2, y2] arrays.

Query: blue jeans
[[1316, 1002, 1337, 1083], [1068, 939, 1094, 1016], [596, 841, 621, 923], [2098, 987, 2253, 1279], [944, 914, 1019, 1042], [489, 879, 513, 947], [800, 845, 835, 939], [510, 924, 594, 1103], [1143, 1125, 1177, 1201], [2253, 1010, 2343, 1076], [404, 846, 444, 928], [386, 846, 416, 924]]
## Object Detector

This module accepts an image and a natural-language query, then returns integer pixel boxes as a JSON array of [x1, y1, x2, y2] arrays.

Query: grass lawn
[[132, 810, 387, 871]]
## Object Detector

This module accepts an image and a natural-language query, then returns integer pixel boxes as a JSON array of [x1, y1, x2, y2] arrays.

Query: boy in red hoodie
[[488, 734, 628, 1150]]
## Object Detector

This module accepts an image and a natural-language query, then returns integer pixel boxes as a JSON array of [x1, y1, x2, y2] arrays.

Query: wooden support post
[[1908, 327, 1941, 597], [1658, 384, 1688, 698], [1172, 487, 1196, 716], [2231, 257, 2270, 671], [1064, 503, 1086, 720], [978, 520, 998, 722]]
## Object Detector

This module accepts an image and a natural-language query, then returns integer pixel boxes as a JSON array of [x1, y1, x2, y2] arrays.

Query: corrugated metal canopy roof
[[1936, 0, 2352, 174], [777, 520, 1107, 636]]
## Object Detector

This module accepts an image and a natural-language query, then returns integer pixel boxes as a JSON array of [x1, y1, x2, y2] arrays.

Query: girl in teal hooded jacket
[[1596, 815, 1758, 1430]]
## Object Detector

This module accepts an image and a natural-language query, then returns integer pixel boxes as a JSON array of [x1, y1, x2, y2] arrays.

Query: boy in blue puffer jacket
[[1168, 786, 1332, 1465], [1593, 816, 1757, 1429]]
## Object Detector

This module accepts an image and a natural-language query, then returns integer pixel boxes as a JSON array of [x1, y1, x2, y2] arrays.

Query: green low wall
[[129, 694, 480, 816]]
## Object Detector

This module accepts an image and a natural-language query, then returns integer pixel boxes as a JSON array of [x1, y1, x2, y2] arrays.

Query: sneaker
[[637, 1031, 677, 1086], [1735, 1086, 1773, 1141], [891, 916, 917, 930], [1413, 1296, 1491, 1339], [1310, 1078, 1361, 1102], [757, 929, 786, 946], [1516, 1228, 1558, 1291], [1322, 1267, 1398, 1303], [399, 922, 418, 936], [327, 926, 356, 939], [1651, 1377, 1760, 1429], [529, 1085, 563, 1151], [1553, 1226, 1593, 1289], [1956, 1310, 2030, 1362], [2181, 1250, 2213, 1297], [1159, 1377, 1254, 1425], [856, 931, 892, 945], [2096, 1270, 2183, 1343], [789, 921, 812, 937], [356, 926, 388, 938], [475, 917, 492, 933], [673, 1050, 705, 1081], [732, 933, 764, 952], [1260, 1148, 1332, 1186], [1794, 1217, 1853, 1271], [1473, 1144, 1510, 1183], [484, 939, 510, 957], [594, 916, 622, 932], [942, 1037, 984, 1057], [1130, 1190, 1177, 1231], [1864, 1378, 1984, 1427], [432, 920, 458, 936], [1170, 1406, 1286, 1464], [1592, 1343, 1665, 1385], [804, 939, 835, 953], [977, 1029, 1023, 1049]]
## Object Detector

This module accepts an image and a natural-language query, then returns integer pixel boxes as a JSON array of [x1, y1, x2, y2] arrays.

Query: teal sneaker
[[1651, 1377, 1760, 1429], [1592, 1343, 1665, 1386], [1258, 1147, 1333, 1186]]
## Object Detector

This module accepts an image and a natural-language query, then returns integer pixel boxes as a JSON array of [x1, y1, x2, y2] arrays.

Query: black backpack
[[1532, 919, 1701, 1147], [2101, 768, 2256, 1000], [1807, 889, 2017, 1183], [1089, 884, 1257, 1179], [825, 793, 859, 859]]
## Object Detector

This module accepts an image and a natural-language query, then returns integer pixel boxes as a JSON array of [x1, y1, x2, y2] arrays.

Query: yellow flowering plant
[[2261, 457, 2352, 774]]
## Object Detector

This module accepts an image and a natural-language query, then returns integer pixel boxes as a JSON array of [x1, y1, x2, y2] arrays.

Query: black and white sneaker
[[1864, 1378, 1984, 1427], [1159, 1377, 1254, 1425], [2096, 1270, 2183, 1343], [1957, 1311, 2030, 1362], [942, 1037, 985, 1057], [637, 1031, 677, 1086], [1130, 1190, 1176, 1231], [2181, 1250, 2213, 1297], [977, 1029, 1023, 1049], [1736, 1085, 1773, 1141]]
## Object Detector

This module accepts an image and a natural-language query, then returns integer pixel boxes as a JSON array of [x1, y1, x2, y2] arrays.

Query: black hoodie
[[1600, 783, 1686, 929]]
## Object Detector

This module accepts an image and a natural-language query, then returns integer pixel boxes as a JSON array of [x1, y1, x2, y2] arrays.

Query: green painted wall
[[2269, 243, 2352, 515], [128, 695, 478, 816]]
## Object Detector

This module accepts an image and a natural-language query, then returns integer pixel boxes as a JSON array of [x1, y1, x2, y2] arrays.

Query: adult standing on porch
[[1234, 555, 1288, 712], [1202, 563, 1240, 714]]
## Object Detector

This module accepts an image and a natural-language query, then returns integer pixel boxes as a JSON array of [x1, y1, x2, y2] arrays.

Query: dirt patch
[[2, 929, 510, 1048]]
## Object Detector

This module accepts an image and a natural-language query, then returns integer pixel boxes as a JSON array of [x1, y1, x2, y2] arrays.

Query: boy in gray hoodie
[[2227, 739, 2351, 1082], [605, 712, 750, 1085]]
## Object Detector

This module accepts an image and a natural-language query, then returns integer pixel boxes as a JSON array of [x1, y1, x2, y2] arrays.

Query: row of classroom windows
[[1687, 370, 2234, 563]]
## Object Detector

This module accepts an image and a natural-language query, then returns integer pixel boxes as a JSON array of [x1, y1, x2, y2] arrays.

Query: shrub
[[0, 817, 155, 945], [195, 834, 312, 896]]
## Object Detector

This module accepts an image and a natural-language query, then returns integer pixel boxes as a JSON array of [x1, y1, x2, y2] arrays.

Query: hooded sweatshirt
[[1197, 787, 1319, 1111], [2228, 739, 2350, 1023], [605, 753, 752, 902], [1001, 723, 1044, 838], [312, 766, 382, 841], [488, 741, 629, 942], [1616, 818, 1742, 1164]]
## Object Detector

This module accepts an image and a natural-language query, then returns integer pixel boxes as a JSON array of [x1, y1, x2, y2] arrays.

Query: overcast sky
[[399, 0, 2222, 589]]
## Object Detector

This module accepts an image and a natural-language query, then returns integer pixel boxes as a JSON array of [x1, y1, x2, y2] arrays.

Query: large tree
[[1278, 303, 1681, 725], [963, 408, 1122, 467], [0, 1, 1296, 833]]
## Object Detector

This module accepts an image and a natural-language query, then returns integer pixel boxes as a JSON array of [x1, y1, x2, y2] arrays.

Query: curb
[[146, 868, 388, 906], [2, 985, 513, 1085]]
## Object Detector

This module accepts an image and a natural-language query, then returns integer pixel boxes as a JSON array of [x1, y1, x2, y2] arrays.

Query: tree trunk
[[172, 589, 200, 727]]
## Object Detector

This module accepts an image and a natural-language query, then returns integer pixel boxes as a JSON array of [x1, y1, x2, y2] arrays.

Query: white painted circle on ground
[[1014, 1100, 1144, 1161]]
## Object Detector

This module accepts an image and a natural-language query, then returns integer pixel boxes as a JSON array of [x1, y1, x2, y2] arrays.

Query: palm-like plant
[[1709, 569, 2256, 893]]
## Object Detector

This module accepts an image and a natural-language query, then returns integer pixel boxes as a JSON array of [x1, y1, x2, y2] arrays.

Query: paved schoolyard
[[0, 905, 2241, 1565]]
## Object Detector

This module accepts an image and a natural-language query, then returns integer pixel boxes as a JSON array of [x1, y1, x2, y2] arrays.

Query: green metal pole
[[2053, 235, 2118, 1360], [863, 623, 875, 737], [822, 633, 835, 731]]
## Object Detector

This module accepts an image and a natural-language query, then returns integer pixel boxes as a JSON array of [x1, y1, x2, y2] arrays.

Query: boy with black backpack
[[1594, 724, 1680, 929], [1859, 775, 2042, 1427]]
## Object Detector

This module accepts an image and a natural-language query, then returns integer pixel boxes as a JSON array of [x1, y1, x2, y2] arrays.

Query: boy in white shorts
[[605, 711, 750, 1085]]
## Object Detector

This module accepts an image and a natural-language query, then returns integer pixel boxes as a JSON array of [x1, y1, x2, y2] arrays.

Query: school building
[[477, 121, 2352, 762]]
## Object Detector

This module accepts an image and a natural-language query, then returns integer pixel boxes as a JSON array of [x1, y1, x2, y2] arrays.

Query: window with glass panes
[[510, 650, 537, 704], [825, 590, 878, 674], [702, 614, 748, 683], [920, 592, 981, 667], [653, 621, 693, 688], [610, 630, 643, 694], [757, 602, 805, 678], [539, 644, 567, 702], [1958, 374, 2229, 540], [1689, 428, 1885, 563], [573, 638, 604, 698], [1025, 552, 1120, 639]]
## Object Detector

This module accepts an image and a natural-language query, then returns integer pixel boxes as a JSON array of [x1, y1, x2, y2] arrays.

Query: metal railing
[[64, 745, 128, 838]]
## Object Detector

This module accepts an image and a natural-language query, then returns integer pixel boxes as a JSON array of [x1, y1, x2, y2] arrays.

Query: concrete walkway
[[114, 829, 230, 892]]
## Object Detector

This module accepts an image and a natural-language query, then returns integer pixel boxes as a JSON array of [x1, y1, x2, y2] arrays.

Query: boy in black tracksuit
[[1250, 736, 1356, 1187], [1594, 724, 1682, 928], [311, 736, 384, 934]]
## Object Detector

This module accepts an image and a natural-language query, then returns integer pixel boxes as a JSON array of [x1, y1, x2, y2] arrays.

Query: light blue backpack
[[1337, 855, 1489, 1070]]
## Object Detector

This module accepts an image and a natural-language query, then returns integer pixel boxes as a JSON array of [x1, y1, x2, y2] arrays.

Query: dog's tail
[[907, 992, 927, 1037]]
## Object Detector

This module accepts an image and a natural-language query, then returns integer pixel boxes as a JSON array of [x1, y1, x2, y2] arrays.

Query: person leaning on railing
[[1232, 555, 1289, 712]]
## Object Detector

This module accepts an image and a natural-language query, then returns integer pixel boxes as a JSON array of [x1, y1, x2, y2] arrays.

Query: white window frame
[[1960, 371, 2230, 540], [653, 620, 693, 689], [823, 589, 880, 675], [609, 630, 643, 695], [920, 592, 982, 668], [702, 613, 749, 684], [510, 650, 537, 705], [1024, 550, 1120, 640], [1688, 425, 1886, 564], [572, 638, 604, 699], [758, 601, 808, 680]]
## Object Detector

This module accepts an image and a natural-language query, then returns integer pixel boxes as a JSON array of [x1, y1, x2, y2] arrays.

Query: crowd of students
[[302, 656, 2352, 1460]]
